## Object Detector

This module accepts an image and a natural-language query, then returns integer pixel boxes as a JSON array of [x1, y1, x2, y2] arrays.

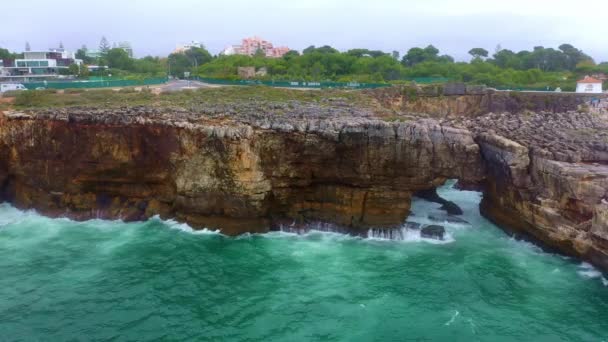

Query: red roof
[[577, 76, 603, 84]]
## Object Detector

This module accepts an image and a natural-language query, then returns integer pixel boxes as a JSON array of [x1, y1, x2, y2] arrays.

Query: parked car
[[0, 83, 27, 93]]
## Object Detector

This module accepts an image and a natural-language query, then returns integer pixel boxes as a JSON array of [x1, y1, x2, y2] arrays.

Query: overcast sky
[[1, 0, 607, 62]]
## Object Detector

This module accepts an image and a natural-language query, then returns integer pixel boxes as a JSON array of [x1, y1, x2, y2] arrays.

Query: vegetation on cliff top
[[6, 86, 378, 111]]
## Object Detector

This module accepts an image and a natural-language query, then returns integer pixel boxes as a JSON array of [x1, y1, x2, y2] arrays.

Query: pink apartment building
[[222, 36, 290, 58]]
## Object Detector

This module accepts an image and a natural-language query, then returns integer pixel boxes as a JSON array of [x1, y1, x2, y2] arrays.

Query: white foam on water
[[367, 226, 455, 244], [154, 216, 221, 235], [577, 262, 603, 279], [444, 310, 460, 326], [0, 204, 44, 227], [505, 236, 545, 254]]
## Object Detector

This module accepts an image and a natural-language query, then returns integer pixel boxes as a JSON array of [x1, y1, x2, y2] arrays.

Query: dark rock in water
[[440, 202, 463, 216], [414, 188, 463, 215], [428, 214, 470, 225], [421, 225, 445, 240], [404, 221, 421, 230]]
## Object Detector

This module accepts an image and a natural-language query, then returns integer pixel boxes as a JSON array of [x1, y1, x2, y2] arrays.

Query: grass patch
[[12, 85, 378, 110], [64, 88, 86, 94]]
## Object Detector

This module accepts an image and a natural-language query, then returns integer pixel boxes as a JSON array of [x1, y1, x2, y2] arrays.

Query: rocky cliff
[[1, 87, 608, 272], [454, 111, 608, 271], [0, 104, 483, 236], [368, 85, 601, 117]]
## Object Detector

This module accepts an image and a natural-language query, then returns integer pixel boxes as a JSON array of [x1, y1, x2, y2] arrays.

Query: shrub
[[14, 90, 47, 106]]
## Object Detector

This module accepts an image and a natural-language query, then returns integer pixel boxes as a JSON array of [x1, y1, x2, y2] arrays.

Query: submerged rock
[[428, 214, 470, 225], [414, 188, 463, 215], [420, 225, 445, 240]]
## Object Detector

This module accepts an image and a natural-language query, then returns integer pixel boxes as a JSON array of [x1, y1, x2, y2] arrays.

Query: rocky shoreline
[[1, 87, 607, 271]]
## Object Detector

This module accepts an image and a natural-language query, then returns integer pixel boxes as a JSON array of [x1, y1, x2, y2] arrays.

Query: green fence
[[405, 77, 450, 84], [194, 77, 391, 89], [22, 77, 168, 90]]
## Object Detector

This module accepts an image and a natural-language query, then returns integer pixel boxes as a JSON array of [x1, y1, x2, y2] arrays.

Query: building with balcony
[[221, 36, 290, 58], [0, 48, 82, 82]]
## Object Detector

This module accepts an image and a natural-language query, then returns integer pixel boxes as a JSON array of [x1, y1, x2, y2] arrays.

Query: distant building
[[222, 36, 290, 58], [84, 42, 133, 59], [576, 76, 603, 94], [174, 41, 204, 54], [114, 42, 133, 57], [0, 47, 82, 82], [85, 50, 103, 59]]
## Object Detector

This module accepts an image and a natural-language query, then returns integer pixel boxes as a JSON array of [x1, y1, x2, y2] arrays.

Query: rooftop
[[577, 76, 603, 84]]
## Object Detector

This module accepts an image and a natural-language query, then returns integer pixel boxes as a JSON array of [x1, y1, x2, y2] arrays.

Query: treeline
[[193, 44, 607, 90], [74, 38, 166, 79], [3, 41, 608, 90]]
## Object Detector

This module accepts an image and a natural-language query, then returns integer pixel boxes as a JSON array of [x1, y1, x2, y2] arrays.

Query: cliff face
[[368, 85, 597, 118], [0, 110, 483, 235], [467, 109, 608, 270], [2, 87, 608, 272], [479, 134, 608, 270]]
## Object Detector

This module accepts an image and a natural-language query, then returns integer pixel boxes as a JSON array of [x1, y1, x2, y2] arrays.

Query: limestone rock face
[[478, 133, 608, 271], [0, 111, 484, 235], [368, 85, 600, 118]]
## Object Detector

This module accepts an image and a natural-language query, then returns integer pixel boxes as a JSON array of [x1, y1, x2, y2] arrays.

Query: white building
[[0, 48, 82, 82], [174, 41, 204, 54], [576, 76, 603, 93], [114, 42, 133, 57]]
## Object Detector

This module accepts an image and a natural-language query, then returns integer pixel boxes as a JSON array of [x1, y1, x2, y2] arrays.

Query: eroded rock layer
[[0, 109, 483, 235]]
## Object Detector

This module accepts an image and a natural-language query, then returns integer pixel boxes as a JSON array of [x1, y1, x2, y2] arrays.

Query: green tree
[[283, 50, 300, 61], [168, 53, 194, 78], [303, 45, 339, 55], [402, 45, 448, 67], [99, 36, 110, 55], [68, 64, 79, 76], [78, 64, 90, 78], [75, 45, 94, 64], [132, 56, 165, 75], [184, 46, 213, 67], [0, 47, 15, 60], [105, 48, 133, 70], [468, 48, 489, 59], [254, 48, 266, 58]]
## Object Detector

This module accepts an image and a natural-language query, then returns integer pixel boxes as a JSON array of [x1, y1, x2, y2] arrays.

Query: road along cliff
[[0, 86, 607, 271]]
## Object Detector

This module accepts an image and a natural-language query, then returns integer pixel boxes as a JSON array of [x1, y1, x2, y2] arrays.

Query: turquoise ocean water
[[0, 183, 607, 341]]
